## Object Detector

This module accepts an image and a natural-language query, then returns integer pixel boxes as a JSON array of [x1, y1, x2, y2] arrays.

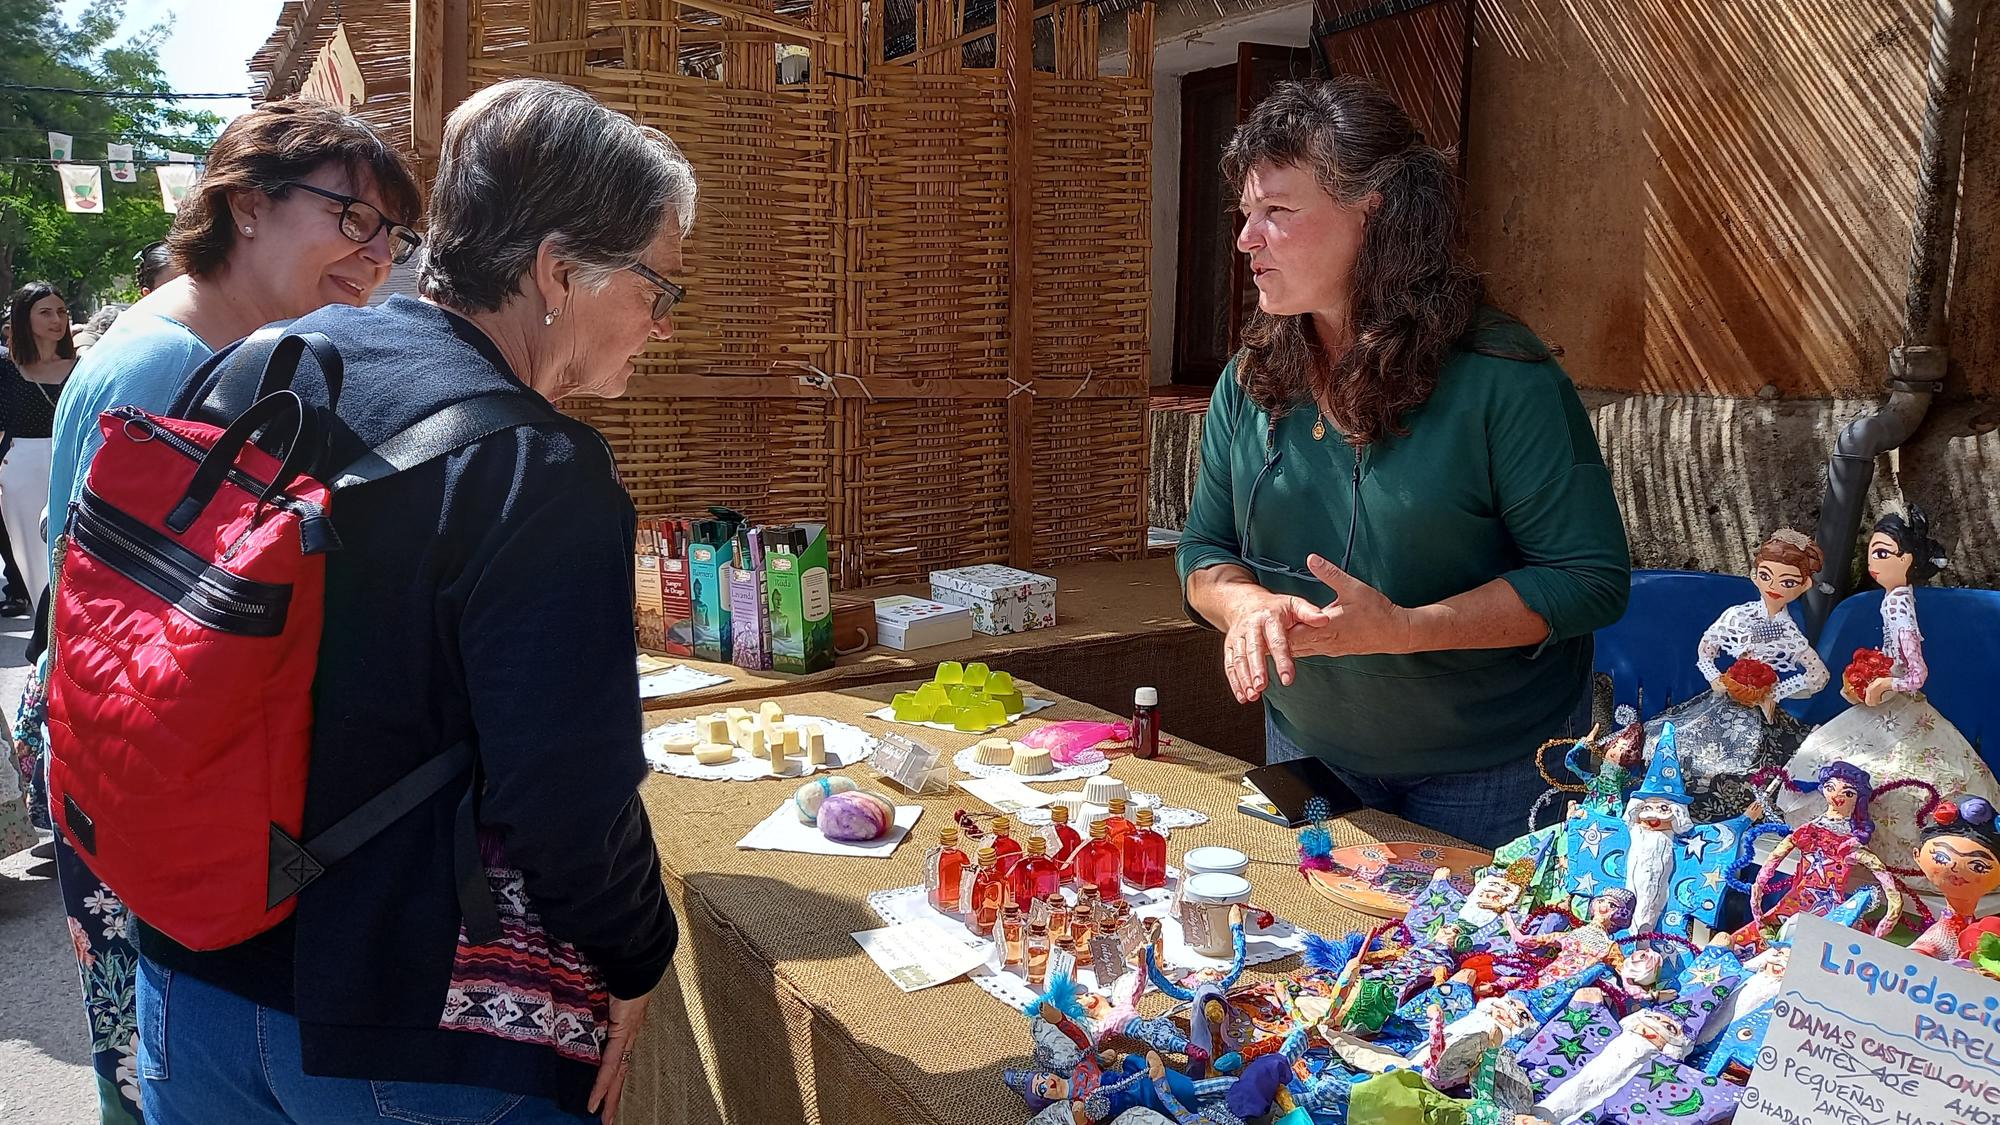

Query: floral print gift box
[[927, 564, 1058, 636]]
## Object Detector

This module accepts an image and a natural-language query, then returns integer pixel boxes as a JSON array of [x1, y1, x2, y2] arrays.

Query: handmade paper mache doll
[[1644, 529, 1828, 823], [1911, 794, 2000, 959], [1512, 973, 1746, 1125], [1738, 761, 1903, 942], [1781, 507, 2000, 871], [1563, 731, 1758, 938]]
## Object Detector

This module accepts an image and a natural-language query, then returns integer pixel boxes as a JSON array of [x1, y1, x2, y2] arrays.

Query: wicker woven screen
[[252, 0, 1154, 586]]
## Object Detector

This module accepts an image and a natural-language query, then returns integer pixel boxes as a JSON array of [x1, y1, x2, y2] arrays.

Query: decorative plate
[[1305, 842, 1491, 919], [643, 716, 876, 782]]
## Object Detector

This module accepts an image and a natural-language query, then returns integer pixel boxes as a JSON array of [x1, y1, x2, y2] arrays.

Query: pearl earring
[[544, 307, 563, 326]]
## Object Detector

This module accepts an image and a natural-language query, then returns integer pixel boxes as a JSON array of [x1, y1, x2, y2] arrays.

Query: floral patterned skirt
[[1644, 692, 1807, 823]]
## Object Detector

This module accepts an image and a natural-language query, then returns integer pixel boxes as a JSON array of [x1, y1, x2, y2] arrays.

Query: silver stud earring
[[544, 307, 562, 326], [242, 225, 253, 235]]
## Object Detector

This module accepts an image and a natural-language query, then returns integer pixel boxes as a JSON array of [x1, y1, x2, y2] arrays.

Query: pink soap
[[817, 790, 894, 842]]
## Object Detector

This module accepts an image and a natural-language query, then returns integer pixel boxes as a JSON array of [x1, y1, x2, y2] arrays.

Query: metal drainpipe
[[1803, 0, 1988, 640]]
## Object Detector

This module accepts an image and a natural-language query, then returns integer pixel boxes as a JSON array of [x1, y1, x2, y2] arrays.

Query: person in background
[[0, 282, 77, 610], [73, 303, 128, 352], [139, 77, 690, 1125], [30, 100, 422, 1125], [1177, 79, 1630, 849], [134, 239, 181, 295], [0, 322, 27, 618]]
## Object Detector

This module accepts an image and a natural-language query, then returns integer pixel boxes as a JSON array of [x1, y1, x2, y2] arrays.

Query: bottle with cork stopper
[[965, 845, 1005, 935], [1073, 818, 1123, 899], [1132, 686, 1160, 759], [1025, 918, 1052, 987], [926, 827, 969, 912], [1090, 913, 1123, 984], [1122, 807, 1168, 890], [1002, 900, 1024, 966]]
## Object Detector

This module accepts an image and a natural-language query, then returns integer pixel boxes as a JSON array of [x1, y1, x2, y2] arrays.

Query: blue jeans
[[1264, 696, 1589, 850], [136, 955, 592, 1125]]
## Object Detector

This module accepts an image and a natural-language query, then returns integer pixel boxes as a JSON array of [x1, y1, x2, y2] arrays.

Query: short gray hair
[[421, 78, 697, 313]]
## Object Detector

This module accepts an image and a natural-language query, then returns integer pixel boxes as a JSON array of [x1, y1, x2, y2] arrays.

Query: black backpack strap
[[329, 393, 548, 490], [266, 741, 501, 942]]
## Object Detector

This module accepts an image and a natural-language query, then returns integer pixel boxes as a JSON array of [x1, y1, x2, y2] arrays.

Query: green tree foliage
[[0, 0, 222, 308]]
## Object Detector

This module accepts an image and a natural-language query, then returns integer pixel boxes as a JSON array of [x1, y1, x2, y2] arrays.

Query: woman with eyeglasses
[[137, 78, 691, 1125], [1178, 79, 1630, 849], [27, 100, 422, 1125]]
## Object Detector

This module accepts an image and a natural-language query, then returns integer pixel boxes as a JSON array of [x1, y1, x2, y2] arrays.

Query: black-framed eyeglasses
[[278, 181, 423, 265], [626, 261, 686, 321], [1240, 416, 1361, 586]]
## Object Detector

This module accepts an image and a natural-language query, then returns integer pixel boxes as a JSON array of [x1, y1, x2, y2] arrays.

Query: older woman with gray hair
[[138, 78, 696, 1125]]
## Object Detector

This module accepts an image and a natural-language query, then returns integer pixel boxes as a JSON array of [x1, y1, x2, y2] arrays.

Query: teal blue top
[[47, 308, 213, 559], [1175, 316, 1630, 777]]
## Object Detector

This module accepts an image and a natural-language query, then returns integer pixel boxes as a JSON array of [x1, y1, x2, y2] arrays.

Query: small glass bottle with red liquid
[[1011, 833, 1063, 906], [1132, 687, 1160, 759], [1074, 818, 1124, 899], [989, 815, 1024, 880], [1101, 798, 1137, 849], [926, 826, 969, 912], [1122, 807, 1168, 890], [965, 845, 1006, 936], [1045, 804, 1083, 865]]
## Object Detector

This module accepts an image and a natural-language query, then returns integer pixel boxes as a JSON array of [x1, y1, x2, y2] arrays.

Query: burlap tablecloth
[[620, 679, 1466, 1125]]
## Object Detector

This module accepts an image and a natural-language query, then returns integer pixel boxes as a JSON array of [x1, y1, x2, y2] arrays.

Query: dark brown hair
[[167, 101, 422, 280], [7, 281, 74, 364], [1754, 529, 1824, 577], [1220, 78, 1484, 445]]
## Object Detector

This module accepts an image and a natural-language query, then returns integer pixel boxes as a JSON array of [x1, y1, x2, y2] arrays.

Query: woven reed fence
[[253, 0, 1155, 586]]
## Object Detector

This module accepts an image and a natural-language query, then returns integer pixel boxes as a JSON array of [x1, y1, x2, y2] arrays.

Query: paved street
[[0, 617, 98, 1125]]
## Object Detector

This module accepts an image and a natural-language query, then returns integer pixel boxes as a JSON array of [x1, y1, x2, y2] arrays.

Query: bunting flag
[[59, 164, 103, 213], [106, 143, 136, 183], [156, 163, 197, 213], [166, 150, 198, 163], [48, 131, 72, 161]]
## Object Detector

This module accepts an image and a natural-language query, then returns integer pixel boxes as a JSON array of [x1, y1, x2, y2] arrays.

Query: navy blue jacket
[[140, 296, 675, 1111]]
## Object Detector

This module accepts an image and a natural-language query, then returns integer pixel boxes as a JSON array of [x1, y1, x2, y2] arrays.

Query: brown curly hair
[[1220, 78, 1484, 445], [1754, 529, 1824, 577]]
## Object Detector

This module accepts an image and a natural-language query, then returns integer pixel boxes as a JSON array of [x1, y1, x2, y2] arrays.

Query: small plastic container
[[1179, 872, 1252, 957]]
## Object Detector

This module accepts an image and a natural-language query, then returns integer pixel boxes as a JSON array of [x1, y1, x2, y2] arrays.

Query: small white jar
[[1178, 872, 1252, 957]]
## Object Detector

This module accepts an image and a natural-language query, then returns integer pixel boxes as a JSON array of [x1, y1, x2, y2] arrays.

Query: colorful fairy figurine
[[1570, 720, 1645, 816], [1005, 977, 1225, 1123], [1782, 507, 2000, 870], [1644, 529, 1828, 823], [1911, 794, 2000, 959], [1739, 761, 1903, 941], [1502, 890, 1636, 992]]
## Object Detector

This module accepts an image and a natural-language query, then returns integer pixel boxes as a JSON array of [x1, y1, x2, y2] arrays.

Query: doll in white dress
[[1644, 529, 1829, 822], [1781, 507, 2000, 870]]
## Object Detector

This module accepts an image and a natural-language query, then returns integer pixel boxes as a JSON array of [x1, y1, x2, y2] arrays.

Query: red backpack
[[47, 330, 536, 950]]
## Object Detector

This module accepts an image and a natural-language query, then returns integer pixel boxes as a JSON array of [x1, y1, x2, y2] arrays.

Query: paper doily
[[1012, 791, 1209, 831], [866, 874, 1305, 1012], [643, 716, 875, 781], [951, 745, 1112, 783]]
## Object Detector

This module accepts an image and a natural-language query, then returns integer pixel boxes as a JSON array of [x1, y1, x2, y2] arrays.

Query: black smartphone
[[1241, 757, 1367, 828]]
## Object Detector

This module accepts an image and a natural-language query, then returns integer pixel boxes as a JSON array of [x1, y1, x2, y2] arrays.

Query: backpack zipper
[[108, 406, 324, 521], [69, 491, 291, 636]]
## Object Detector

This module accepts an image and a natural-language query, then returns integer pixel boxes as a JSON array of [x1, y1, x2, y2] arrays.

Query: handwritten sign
[[299, 24, 366, 111], [1739, 913, 2000, 1125]]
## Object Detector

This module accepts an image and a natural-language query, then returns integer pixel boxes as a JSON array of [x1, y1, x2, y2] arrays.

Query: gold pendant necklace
[[1312, 412, 1328, 441]]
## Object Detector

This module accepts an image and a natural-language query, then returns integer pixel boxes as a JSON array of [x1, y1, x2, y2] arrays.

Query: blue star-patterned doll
[[1562, 724, 1760, 937]]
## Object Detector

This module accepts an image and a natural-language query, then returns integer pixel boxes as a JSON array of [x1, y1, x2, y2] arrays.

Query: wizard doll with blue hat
[[1562, 724, 1765, 939]]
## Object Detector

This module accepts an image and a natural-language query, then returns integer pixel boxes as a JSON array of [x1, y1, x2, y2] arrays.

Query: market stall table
[[621, 678, 1467, 1125], [641, 557, 1260, 760]]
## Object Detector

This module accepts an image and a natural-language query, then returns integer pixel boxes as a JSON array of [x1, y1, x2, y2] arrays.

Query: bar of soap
[[659, 734, 699, 756], [701, 716, 731, 745], [693, 743, 736, 765], [779, 727, 803, 758], [731, 719, 757, 748], [759, 701, 786, 724], [726, 707, 753, 724], [803, 724, 827, 765], [744, 728, 769, 759]]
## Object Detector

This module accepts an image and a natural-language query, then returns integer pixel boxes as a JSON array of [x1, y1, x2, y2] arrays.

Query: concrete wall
[[1465, 0, 1999, 400]]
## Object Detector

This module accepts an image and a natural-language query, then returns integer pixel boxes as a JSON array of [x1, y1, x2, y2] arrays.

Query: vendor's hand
[[1282, 556, 1417, 660], [588, 991, 652, 1124], [1219, 586, 1333, 703], [1864, 676, 1895, 708]]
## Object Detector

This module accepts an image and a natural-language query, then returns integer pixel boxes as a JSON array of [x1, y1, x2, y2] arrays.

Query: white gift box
[[873, 595, 975, 651], [927, 565, 1058, 636]]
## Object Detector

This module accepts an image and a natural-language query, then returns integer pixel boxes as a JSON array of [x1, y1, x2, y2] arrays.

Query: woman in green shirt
[[1178, 78, 1630, 848]]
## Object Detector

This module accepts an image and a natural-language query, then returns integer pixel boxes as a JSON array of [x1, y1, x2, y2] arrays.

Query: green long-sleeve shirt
[[1176, 315, 1630, 777]]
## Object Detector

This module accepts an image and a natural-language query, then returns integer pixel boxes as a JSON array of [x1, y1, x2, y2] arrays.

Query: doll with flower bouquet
[[1642, 529, 1828, 823]]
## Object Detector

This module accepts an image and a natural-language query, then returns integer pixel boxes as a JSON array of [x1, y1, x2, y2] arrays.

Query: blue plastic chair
[[1798, 588, 2000, 765], [1593, 570, 1789, 722]]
